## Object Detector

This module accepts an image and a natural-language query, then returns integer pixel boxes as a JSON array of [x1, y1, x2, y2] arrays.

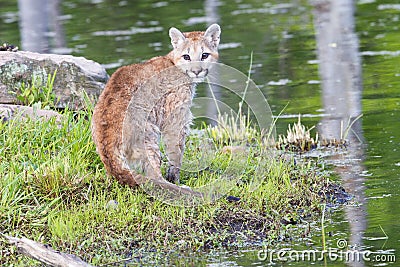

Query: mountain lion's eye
[[201, 53, 210, 60], [182, 54, 191, 61]]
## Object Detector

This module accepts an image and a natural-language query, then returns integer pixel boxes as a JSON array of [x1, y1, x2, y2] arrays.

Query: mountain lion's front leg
[[143, 121, 163, 180], [162, 105, 192, 184]]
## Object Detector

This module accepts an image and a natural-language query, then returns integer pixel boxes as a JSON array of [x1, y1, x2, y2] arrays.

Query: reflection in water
[[313, 0, 363, 136], [18, 0, 65, 53], [312, 1, 367, 266]]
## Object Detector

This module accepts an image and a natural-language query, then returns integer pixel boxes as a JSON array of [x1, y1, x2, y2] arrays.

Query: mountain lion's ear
[[204, 24, 221, 48], [169, 27, 186, 49]]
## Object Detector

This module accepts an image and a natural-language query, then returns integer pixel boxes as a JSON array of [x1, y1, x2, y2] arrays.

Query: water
[[1, 0, 399, 266]]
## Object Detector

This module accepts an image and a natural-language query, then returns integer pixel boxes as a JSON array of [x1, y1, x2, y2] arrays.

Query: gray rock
[[0, 51, 109, 110]]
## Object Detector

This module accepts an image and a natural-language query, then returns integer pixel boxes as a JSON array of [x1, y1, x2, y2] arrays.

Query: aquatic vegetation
[[276, 115, 348, 152]]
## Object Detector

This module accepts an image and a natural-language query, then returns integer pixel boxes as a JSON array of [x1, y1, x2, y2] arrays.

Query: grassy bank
[[0, 105, 342, 266]]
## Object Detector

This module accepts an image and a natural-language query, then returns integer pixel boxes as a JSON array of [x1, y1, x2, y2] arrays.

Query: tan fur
[[92, 24, 221, 196]]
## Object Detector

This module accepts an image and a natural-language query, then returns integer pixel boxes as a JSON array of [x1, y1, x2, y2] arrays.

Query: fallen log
[[5, 235, 94, 267], [0, 104, 63, 123]]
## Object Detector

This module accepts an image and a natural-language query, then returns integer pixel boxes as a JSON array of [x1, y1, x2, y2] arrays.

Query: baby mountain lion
[[92, 24, 221, 197]]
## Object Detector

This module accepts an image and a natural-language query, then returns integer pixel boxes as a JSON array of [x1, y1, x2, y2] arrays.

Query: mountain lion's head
[[169, 24, 221, 82]]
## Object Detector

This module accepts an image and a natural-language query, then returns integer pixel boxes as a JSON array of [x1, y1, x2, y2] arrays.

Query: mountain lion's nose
[[192, 68, 202, 76]]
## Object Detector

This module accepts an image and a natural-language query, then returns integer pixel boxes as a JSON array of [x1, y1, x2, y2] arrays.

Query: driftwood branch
[[5, 235, 94, 267], [0, 104, 63, 123]]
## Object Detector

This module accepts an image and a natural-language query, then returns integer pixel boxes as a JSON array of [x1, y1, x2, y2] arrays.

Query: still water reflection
[[313, 1, 367, 267], [17, 0, 66, 53], [1, 0, 399, 266]]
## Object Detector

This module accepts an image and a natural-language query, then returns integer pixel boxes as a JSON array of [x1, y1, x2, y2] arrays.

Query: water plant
[[276, 114, 318, 152]]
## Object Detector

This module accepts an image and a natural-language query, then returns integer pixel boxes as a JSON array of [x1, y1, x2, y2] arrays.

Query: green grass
[[0, 105, 339, 266], [9, 69, 58, 109]]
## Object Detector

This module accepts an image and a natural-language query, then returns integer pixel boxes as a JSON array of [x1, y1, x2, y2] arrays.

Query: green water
[[1, 0, 399, 266]]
